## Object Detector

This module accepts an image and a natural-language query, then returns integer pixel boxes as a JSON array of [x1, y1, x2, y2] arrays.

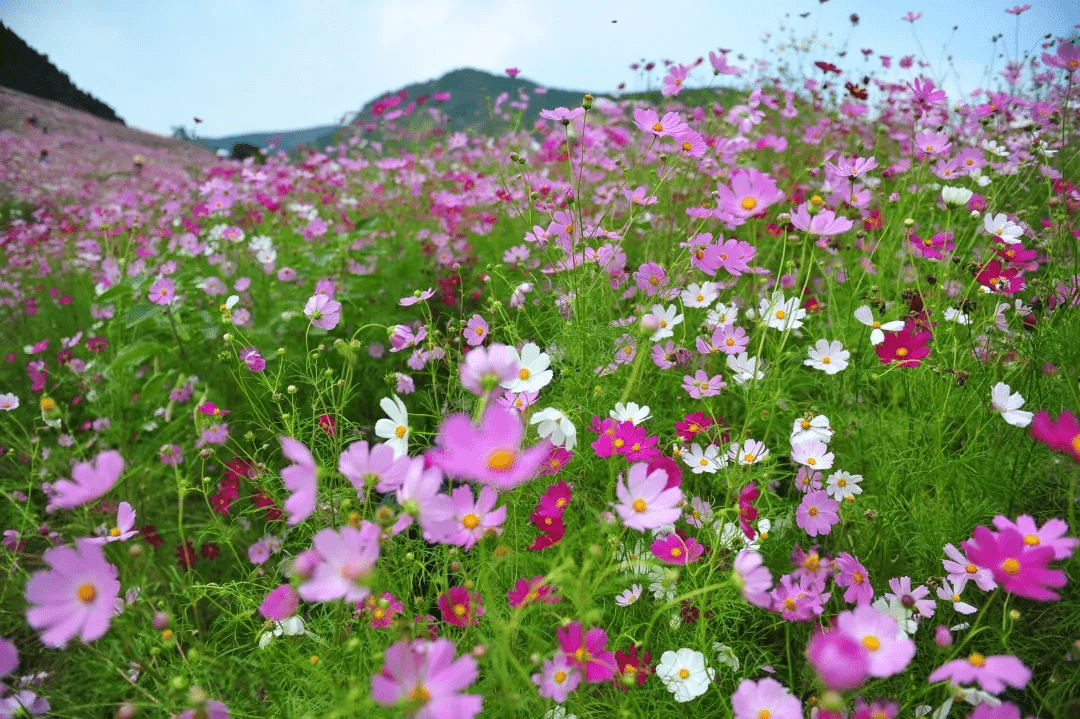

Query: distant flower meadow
[[1, 9, 1080, 719]]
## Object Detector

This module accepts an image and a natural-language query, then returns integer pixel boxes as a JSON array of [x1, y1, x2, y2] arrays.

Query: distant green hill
[[194, 68, 742, 156]]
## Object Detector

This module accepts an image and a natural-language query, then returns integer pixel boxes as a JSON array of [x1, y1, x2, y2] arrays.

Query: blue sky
[[4, 0, 1077, 137]]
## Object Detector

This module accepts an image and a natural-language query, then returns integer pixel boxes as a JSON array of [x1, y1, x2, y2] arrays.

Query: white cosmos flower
[[648, 304, 684, 342], [500, 342, 553, 393], [871, 596, 916, 638], [983, 212, 1023, 244], [258, 615, 307, 649], [374, 394, 410, 458], [804, 339, 849, 374], [712, 643, 741, 672], [825, 470, 863, 501], [791, 415, 833, 445], [941, 186, 974, 207], [726, 352, 764, 385], [990, 382, 1033, 427], [681, 282, 719, 308], [530, 407, 577, 450], [944, 307, 971, 325], [682, 443, 723, 474], [854, 305, 905, 345], [759, 291, 806, 331], [610, 401, 651, 425], [656, 648, 715, 702], [706, 302, 739, 329]]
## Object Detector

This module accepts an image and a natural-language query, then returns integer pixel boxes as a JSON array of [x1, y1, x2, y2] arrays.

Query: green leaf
[[124, 301, 165, 328], [108, 343, 167, 375]]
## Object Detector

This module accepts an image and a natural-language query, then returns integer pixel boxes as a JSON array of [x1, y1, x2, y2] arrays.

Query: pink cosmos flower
[[807, 627, 869, 690], [532, 654, 580, 702], [1004, 4, 1031, 14], [942, 542, 998, 591], [430, 405, 549, 490], [0, 636, 16, 677], [682, 370, 726, 399], [927, 653, 1030, 694], [835, 551, 874, 605], [834, 604, 916, 677], [992, 514, 1077, 560], [399, 288, 434, 306], [463, 314, 489, 346], [438, 586, 484, 627], [915, 130, 952, 156], [909, 231, 955, 260], [339, 440, 411, 494], [421, 485, 506, 550], [771, 573, 830, 621], [148, 277, 176, 306], [1030, 410, 1080, 463], [539, 107, 586, 125], [459, 344, 519, 398], [796, 491, 840, 537], [902, 11, 923, 22], [1042, 41, 1080, 74], [507, 576, 562, 608], [259, 585, 299, 621], [304, 294, 341, 330], [733, 549, 773, 608], [505, 67, 520, 77], [709, 50, 743, 75], [280, 436, 317, 525], [85, 501, 137, 544], [717, 169, 785, 219], [732, 678, 803, 719], [536, 480, 572, 518], [47, 450, 125, 511], [790, 440, 834, 470], [25, 540, 121, 648], [825, 155, 878, 179], [790, 204, 854, 237], [662, 63, 688, 96], [962, 525, 1067, 601], [885, 576, 935, 618], [297, 523, 382, 604], [651, 533, 704, 565], [632, 108, 689, 138], [177, 700, 229, 719], [558, 621, 617, 683], [371, 638, 482, 719], [359, 592, 404, 629], [614, 462, 684, 532]]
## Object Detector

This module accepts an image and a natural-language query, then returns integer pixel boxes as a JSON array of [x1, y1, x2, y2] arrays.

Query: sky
[[3, 0, 1078, 138]]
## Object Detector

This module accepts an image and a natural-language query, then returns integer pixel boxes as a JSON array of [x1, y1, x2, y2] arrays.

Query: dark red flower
[[200, 542, 220, 559], [528, 510, 565, 550], [141, 524, 164, 548], [613, 644, 653, 689], [176, 539, 197, 569]]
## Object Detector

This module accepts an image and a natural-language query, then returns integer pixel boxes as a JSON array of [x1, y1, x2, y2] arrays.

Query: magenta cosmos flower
[[297, 523, 382, 604], [650, 534, 704, 565], [430, 405, 549, 491], [85, 501, 137, 544], [875, 326, 932, 367], [833, 604, 916, 678], [732, 678, 803, 719], [304, 294, 341, 330], [1041, 40, 1079, 74], [558, 621, 617, 683], [962, 525, 1067, 601], [47, 449, 125, 511], [992, 514, 1077, 560], [147, 277, 176, 306], [259, 584, 299, 621], [438, 586, 484, 627], [927, 652, 1030, 694], [371, 637, 482, 719], [1030, 410, 1080, 463], [614, 462, 684, 532], [807, 628, 869, 691], [280, 437, 317, 525], [25, 540, 121, 647]]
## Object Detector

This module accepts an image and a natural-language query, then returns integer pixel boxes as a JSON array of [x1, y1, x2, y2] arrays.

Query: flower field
[[1, 18, 1079, 719]]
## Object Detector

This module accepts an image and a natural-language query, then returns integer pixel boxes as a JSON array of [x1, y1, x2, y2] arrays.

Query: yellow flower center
[[410, 685, 431, 704], [613, 438, 624, 449], [475, 327, 484, 336], [801, 420, 810, 429], [1072, 435, 1080, 455], [1001, 558, 1021, 575], [775, 310, 786, 319], [682, 141, 693, 152], [1024, 534, 1040, 546], [895, 348, 909, 357], [741, 197, 758, 211], [671, 547, 683, 558], [952, 594, 961, 602], [632, 498, 647, 513], [744, 453, 756, 463], [759, 711, 772, 719], [783, 598, 797, 611], [452, 604, 467, 617], [807, 457, 817, 465], [808, 506, 819, 517], [462, 513, 480, 529], [863, 635, 881, 651], [77, 583, 97, 603], [395, 425, 407, 438], [519, 368, 531, 380], [821, 357, 831, 365], [679, 668, 691, 679], [968, 652, 986, 667], [488, 450, 516, 472], [965, 563, 978, 574], [652, 122, 664, 132], [40, 397, 57, 412], [837, 478, 847, 487], [110, 527, 121, 537], [649, 276, 659, 285], [725, 338, 735, 346], [853, 571, 865, 585], [554, 670, 568, 684]]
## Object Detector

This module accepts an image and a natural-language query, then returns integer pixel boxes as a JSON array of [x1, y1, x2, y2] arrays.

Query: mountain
[[0, 21, 124, 125], [194, 124, 342, 155]]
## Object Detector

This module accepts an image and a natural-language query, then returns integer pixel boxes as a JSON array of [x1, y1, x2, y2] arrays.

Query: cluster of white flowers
[[249, 234, 277, 265], [790, 415, 864, 502]]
